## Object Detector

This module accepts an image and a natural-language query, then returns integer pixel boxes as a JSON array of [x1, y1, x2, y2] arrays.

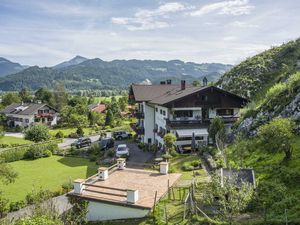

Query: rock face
[[236, 92, 300, 137], [280, 92, 300, 120]]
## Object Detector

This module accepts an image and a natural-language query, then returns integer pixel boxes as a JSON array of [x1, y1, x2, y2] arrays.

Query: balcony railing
[[166, 116, 239, 128], [135, 112, 145, 119], [166, 119, 210, 128]]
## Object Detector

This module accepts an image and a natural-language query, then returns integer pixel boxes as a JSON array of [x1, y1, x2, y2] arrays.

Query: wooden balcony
[[135, 112, 145, 119]]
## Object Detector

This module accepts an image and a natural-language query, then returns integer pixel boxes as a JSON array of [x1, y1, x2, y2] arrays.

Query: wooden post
[[165, 203, 168, 224], [168, 179, 170, 200], [172, 187, 175, 200], [152, 191, 158, 224]]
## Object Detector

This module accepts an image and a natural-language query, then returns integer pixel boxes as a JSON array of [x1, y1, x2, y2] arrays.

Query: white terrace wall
[[87, 201, 150, 221]]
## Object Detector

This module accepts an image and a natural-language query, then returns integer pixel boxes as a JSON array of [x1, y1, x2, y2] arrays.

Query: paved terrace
[[68, 161, 181, 209]]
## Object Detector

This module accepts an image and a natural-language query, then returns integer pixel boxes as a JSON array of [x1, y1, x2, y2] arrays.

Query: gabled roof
[[131, 83, 248, 106], [88, 104, 106, 113], [1, 103, 58, 115], [220, 168, 256, 188], [131, 84, 178, 102], [149, 85, 207, 105]]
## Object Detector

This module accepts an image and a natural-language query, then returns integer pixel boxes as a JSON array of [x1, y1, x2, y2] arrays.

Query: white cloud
[[223, 36, 238, 41], [111, 2, 190, 31], [229, 21, 259, 28], [190, 0, 254, 16]]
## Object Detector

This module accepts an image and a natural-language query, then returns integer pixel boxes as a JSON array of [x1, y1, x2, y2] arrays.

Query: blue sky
[[0, 0, 299, 66]]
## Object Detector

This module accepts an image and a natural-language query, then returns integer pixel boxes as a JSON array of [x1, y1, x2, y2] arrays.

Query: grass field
[[49, 127, 94, 137], [0, 136, 32, 146], [94, 95, 123, 103], [0, 156, 98, 202]]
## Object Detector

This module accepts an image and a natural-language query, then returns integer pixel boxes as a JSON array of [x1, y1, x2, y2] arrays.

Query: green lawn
[[0, 136, 33, 146], [49, 127, 94, 137], [0, 156, 98, 202]]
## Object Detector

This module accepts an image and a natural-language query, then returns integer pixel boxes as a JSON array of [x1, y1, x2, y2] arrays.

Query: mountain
[[0, 58, 232, 91], [53, 55, 88, 69], [0, 57, 27, 77]]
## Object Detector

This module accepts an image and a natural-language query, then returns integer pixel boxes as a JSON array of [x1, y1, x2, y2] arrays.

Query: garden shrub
[[43, 150, 52, 157], [25, 146, 44, 160], [55, 131, 64, 139], [9, 200, 26, 212], [61, 180, 73, 193], [0, 147, 28, 162], [107, 149, 115, 158], [25, 188, 53, 205]]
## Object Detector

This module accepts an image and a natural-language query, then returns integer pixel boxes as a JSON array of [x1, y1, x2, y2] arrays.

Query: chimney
[[160, 81, 166, 85], [202, 77, 208, 87], [159, 162, 169, 174], [117, 158, 126, 170], [181, 80, 186, 90], [127, 189, 139, 204], [166, 80, 172, 85], [73, 179, 85, 194], [98, 167, 109, 180]]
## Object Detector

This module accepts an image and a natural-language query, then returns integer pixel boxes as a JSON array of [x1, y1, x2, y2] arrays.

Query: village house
[[68, 159, 180, 221], [1, 102, 59, 128], [88, 103, 107, 113], [129, 79, 247, 149]]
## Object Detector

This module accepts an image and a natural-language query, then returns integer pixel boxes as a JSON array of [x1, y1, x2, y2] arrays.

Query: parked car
[[99, 137, 114, 150], [72, 137, 92, 149], [115, 144, 130, 158], [113, 131, 132, 140]]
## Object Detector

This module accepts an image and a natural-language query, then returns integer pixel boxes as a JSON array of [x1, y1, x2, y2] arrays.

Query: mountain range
[[0, 56, 232, 91], [0, 57, 28, 77]]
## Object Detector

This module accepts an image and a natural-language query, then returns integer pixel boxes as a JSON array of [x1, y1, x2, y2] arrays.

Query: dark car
[[113, 131, 132, 140], [99, 137, 114, 150], [72, 137, 92, 149]]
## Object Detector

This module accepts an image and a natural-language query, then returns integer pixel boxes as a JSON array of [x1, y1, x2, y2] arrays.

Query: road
[[57, 135, 101, 149]]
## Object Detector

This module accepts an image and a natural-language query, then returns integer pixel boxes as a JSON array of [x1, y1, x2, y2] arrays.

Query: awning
[[176, 128, 208, 138]]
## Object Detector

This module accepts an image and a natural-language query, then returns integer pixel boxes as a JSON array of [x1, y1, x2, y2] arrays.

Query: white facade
[[87, 200, 150, 221], [139, 105, 240, 148], [142, 102, 155, 144]]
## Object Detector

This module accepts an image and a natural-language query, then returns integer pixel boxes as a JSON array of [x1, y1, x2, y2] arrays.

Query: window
[[155, 108, 158, 112], [25, 119, 29, 123], [174, 110, 193, 118], [44, 109, 49, 113], [162, 110, 166, 116], [160, 109, 162, 114], [216, 109, 234, 116]]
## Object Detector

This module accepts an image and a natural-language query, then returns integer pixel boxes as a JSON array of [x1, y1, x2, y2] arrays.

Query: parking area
[[115, 140, 153, 166]]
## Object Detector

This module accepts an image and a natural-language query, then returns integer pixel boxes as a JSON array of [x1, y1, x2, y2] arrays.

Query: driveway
[[4, 132, 24, 138], [58, 134, 101, 149], [115, 140, 154, 167]]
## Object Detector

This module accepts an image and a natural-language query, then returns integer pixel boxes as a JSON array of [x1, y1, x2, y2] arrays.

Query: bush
[[43, 150, 52, 157], [89, 155, 97, 162], [68, 132, 80, 138], [9, 200, 26, 212], [76, 127, 84, 137], [107, 149, 115, 158], [25, 146, 44, 160], [25, 188, 53, 205], [0, 147, 28, 162], [24, 125, 50, 142], [162, 153, 172, 161], [182, 160, 201, 171], [87, 143, 100, 155], [55, 131, 64, 139], [61, 180, 73, 193]]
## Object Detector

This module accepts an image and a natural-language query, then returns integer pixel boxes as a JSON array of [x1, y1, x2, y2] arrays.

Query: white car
[[115, 144, 130, 158]]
